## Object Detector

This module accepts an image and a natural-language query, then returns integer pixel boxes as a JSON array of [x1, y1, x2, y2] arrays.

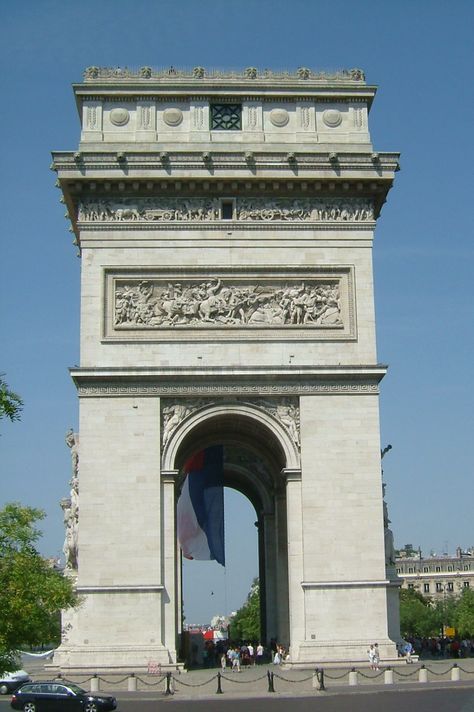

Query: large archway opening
[[168, 405, 293, 662]]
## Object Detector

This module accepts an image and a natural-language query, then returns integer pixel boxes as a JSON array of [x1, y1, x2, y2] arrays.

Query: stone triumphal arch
[[52, 66, 400, 672]]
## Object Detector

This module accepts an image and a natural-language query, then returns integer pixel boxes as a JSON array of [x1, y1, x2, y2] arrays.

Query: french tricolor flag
[[177, 445, 225, 566]]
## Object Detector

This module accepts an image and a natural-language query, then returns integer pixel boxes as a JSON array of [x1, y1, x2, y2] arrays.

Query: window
[[220, 199, 235, 220], [396, 568, 401, 574], [464, 581, 470, 588], [436, 582, 442, 592], [408, 583, 414, 590], [448, 566, 453, 571], [211, 103, 242, 130], [424, 583, 430, 593], [447, 582, 454, 592], [423, 567, 429, 572], [436, 566, 441, 572], [408, 567, 414, 573]]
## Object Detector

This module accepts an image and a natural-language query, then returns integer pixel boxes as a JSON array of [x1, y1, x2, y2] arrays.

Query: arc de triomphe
[[52, 66, 400, 671]]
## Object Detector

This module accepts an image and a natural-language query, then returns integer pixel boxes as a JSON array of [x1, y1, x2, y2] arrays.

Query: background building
[[396, 545, 474, 600]]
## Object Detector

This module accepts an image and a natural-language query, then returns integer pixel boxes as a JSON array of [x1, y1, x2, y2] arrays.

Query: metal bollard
[[315, 667, 326, 691], [349, 668, 358, 686], [267, 670, 275, 693], [384, 667, 393, 685], [165, 672, 173, 695], [451, 664, 460, 682], [90, 675, 100, 692], [128, 673, 137, 692], [216, 672, 223, 694]]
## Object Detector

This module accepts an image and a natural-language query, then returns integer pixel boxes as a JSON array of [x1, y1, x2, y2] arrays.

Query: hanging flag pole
[[177, 445, 225, 566]]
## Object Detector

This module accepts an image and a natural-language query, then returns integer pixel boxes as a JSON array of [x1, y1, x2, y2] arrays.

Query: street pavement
[[1, 656, 473, 709]]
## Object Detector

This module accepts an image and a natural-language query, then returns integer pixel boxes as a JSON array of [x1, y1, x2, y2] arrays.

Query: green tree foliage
[[399, 588, 439, 637], [0, 376, 23, 423], [0, 503, 77, 673], [230, 578, 260, 641], [454, 589, 474, 637]]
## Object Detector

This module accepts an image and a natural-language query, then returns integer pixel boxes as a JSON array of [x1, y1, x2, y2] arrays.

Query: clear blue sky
[[1, 0, 473, 624]]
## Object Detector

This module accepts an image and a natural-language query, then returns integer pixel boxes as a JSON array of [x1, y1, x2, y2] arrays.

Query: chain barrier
[[96, 676, 129, 684], [357, 669, 386, 679], [392, 667, 421, 678], [456, 665, 474, 674], [422, 666, 455, 677], [220, 672, 268, 684], [172, 674, 217, 688], [273, 671, 314, 683], [54, 675, 93, 685], [135, 675, 166, 687], [49, 661, 474, 695], [324, 670, 350, 680]]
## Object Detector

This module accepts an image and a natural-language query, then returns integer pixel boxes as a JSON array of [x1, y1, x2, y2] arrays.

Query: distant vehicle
[[10, 682, 117, 711], [0, 671, 30, 695]]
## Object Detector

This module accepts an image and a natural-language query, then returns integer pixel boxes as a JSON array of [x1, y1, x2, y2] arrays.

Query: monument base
[[52, 644, 182, 673], [287, 639, 399, 667]]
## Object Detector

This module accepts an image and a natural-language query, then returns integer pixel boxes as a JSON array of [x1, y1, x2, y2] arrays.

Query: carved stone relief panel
[[104, 268, 355, 341], [78, 197, 374, 223], [161, 396, 300, 452]]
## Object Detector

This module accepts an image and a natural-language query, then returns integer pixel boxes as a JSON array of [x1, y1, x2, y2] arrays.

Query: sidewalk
[[25, 657, 474, 699]]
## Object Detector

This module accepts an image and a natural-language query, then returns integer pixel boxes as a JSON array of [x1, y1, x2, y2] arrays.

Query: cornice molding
[[70, 365, 387, 397]]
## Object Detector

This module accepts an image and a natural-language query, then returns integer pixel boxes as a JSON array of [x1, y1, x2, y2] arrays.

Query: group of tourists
[[367, 643, 381, 670], [401, 636, 474, 659], [203, 640, 267, 669]]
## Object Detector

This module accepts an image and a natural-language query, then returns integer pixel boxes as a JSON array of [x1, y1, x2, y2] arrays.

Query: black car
[[10, 682, 117, 712]]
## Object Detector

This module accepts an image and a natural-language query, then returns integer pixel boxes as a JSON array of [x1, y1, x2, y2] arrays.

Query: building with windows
[[396, 545, 474, 600]]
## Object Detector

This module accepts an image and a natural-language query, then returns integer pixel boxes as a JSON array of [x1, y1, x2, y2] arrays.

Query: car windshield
[[67, 685, 86, 694]]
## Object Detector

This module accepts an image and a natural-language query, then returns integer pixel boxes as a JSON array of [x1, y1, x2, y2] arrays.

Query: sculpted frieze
[[161, 397, 300, 451], [114, 277, 342, 329], [78, 198, 374, 223]]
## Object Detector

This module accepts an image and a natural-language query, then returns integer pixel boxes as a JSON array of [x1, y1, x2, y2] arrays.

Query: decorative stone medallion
[[322, 109, 343, 128], [269, 108, 290, 127], [109, 108, 130, 126], [163, 108, 183, 127]]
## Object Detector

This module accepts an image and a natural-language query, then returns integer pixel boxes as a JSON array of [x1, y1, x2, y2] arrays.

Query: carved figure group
[[62, 429, 80, 570], [78, 199, 220, 222], [114, 279, 342, 329], [382, 482, 395, 567], [161, 398, 300, 451], [78, 198, 374, 223]]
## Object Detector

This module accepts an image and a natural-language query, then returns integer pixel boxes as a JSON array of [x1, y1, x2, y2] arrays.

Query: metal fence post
[[267, 670, 275, 693], [316, 667, 326, 691], [216, 671, 223, 694]]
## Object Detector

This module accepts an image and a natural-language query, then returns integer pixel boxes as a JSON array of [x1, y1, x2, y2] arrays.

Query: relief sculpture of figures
[[78, 198, 374, 223], [256, 398, 300, 447], [62, 429, 79, 570], [382, 482, 395, 567], [78, 198, 220, 222], [114, 279, 342, 329]]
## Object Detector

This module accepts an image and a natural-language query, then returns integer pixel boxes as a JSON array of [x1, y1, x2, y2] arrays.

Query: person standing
[[373, 643, 380, 670]]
